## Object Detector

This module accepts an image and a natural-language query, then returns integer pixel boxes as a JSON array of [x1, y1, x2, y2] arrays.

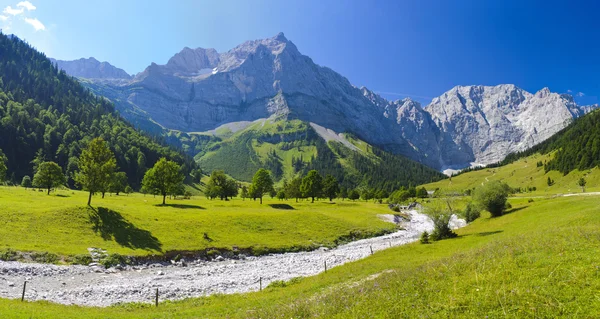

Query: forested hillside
[[0, 33, 195, 188], [197, 120, 445, 191]]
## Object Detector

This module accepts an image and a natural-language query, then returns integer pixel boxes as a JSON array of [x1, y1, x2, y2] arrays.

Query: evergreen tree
[[301, 170, 323, 203], [141, 158, 184, 205], [32, 161, 65, 195], [322, 174, 340, 201], [250, 169, 274, 204]]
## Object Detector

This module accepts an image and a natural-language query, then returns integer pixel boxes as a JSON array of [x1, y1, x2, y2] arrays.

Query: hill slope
[[0, 33, 195, 188], [195, 118, 445, 190]]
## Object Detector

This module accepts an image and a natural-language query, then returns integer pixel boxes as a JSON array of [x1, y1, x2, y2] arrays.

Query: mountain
[[54, 33, 593, 172], [0, 33, 195, 188], [50, 57, 132, 81]]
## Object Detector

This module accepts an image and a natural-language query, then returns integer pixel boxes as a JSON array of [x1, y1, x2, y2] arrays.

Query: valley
[[1, 2, 600, 317]]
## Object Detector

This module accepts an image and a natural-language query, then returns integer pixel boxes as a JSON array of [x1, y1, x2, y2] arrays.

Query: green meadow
[[1, 192, 599, 318], [0, 186, 396, 259]]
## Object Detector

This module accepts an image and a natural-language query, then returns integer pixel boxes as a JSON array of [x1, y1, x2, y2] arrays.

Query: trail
[[0, 210, 465, 307]]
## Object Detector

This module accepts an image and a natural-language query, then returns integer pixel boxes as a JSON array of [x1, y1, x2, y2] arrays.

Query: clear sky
[[2, 0, 599, 105]]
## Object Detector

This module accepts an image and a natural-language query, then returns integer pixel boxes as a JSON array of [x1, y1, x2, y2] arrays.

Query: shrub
[[99, 253, 128, 268], [206, 249, 220, 258], [463, 202, 481, 223], [267, 277, 303, 289], [528, 198, 534, 203], [424, 205, 457, 241], [473, 181, 509, 217], [420, 231, 430, 244], [30, 251, 59, 264], [0, 248, 18, 261], [71, 254, 92, 265]]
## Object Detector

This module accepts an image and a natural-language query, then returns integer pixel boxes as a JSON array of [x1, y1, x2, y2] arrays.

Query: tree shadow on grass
[[154, 204, 206, 210], [503, 206, 528, 215], [268, 204, 295, 210], [476, 230, 504, 237], [88, 207, 162, 252]]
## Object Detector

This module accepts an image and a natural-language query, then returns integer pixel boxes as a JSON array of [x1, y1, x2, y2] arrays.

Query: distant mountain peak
[[50, 57, 131, 80], [273, 32, 288, 42]]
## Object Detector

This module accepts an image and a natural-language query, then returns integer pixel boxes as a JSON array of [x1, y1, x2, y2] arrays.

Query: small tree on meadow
[[338, 187, 348, 201], [124, 185, 133, 195], [109, 172, 128, 195], [322, 174, 339, 201], [286, 177, 302, 202], [578, 177, 587, 192], [33, 161, 66, 195], [21, 175, 32, 188], [141, 157, 184, 205], [276, 189, 286, 200], [301, 170, 323, 203], [75, 138, 117, 206], [348, 189, 360, 201], [250, 168, 274, 204], [240, 185, 249, 201], [473, 181, 509, 217]]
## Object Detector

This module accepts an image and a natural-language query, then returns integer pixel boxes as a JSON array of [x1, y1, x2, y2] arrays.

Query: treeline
[[0, 32, 196, 188], [204, 167, 432, 204]]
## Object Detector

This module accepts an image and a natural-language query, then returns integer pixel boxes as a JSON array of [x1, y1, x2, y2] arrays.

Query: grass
[[423, 152, 600, 195], [1, 193, 599, 317], [0, 186, 395, 258]]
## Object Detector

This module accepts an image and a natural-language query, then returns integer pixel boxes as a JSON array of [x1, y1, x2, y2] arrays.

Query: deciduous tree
[[33, 161, 65, 195], [322, 174, 339, 201], [75, 138, 117, 206], [141, 158, 184, 205], [301, 170, 323, 203], [250, 168, 274, 204]]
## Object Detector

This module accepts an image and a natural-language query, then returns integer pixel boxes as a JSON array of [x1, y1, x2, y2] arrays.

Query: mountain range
[[51, 32, 596, 173]]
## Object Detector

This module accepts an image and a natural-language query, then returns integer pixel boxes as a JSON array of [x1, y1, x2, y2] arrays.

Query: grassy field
[[0, 186, 396, 258], [423, 152, 600, 195], [1, 192, 599, 317]]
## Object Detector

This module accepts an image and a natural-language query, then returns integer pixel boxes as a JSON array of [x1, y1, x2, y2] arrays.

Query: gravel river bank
[[0, 210, 465, 306]]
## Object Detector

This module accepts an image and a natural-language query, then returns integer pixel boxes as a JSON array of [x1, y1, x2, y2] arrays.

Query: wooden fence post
[[21, 281, 26, 302], [155, 288, 158, 307]]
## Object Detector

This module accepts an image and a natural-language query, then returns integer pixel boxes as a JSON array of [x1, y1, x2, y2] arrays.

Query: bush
[[473, 181, 509, 217], [420, 231, 430, 244], [206, 249, 220, 258], [424, 205, 457, 241], [528, 198, 534, 203], [99, 253, 128, 268], [71, 254, 92, 265], [0, 248, 18, 261], [267, 277, 303, 289], [463, 202, 481, 223], [30, 251, 59, 263]]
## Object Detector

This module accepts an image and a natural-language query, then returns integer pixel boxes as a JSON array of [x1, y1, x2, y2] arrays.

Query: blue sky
[[2, 0, 599, 105]]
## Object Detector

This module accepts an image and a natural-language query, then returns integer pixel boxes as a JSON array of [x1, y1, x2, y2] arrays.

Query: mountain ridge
[[51, 33, 595, 172]]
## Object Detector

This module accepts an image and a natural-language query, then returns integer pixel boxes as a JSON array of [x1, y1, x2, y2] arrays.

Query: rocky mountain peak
[[49, 57, 131, 80], [166, 47, 220, 75]]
